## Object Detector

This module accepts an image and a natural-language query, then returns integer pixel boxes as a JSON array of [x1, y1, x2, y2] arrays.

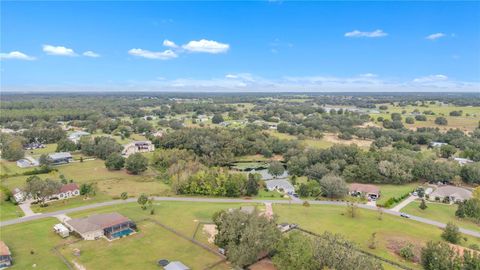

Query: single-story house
[[47, 152, 73, 165], [349, 183, 381, 200], [24, 142, 45, 150], [0, 241, 12, 268], [50, 183, 80, 200], [429, 186, 472, 203], [53, 223, 70, 238], [429, 141, 448, 148], [164, 261, 190, 270], [264, 179, 295, 194], [11, 188, 25, 203], [121, 141, 154, 157], [16, 157, 39, 168], [68, 131, 90, 143], [453, 158, 474, 166], [65, 213, 136, 240]]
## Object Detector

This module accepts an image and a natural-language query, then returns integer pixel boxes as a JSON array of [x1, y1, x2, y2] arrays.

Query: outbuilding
[[53, 223, 70, 238]]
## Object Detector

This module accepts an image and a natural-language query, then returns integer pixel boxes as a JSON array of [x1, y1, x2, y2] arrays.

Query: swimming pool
[[110, 228, 134, 239]]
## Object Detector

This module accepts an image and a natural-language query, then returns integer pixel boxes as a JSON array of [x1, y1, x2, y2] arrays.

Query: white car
[[400, 213, 411, 218]]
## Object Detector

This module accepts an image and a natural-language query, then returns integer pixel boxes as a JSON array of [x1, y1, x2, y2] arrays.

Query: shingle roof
[[59, 183, 79, 193], [430, 186, 472, 201], [48, 152, 72, 160], [0, 241, 11, 256], [66, 213, 130, 234], [265, 179, 294, 191]]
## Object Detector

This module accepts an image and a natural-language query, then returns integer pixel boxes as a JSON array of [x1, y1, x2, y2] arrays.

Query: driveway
[[391, 195, 417, 212], [18, 200, 40, 217]]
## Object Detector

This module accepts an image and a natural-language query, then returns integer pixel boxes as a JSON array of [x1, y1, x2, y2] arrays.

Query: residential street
[[1, 196, 479, 238]]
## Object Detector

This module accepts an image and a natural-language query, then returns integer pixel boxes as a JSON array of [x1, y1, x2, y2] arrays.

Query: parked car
[[400, 213, 410, 218]]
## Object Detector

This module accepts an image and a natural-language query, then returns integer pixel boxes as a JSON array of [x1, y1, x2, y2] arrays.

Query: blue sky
[[1, 1, 479, 92]]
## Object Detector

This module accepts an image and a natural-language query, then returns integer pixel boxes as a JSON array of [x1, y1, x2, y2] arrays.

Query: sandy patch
[[323, 133, 373, 148], [203, 224, 218, 244], [449, 243, 480, 256], [73, 260, 87, 270]]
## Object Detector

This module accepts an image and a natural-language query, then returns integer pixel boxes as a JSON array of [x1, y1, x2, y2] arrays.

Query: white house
[[16, 157, 39, 168], [12, 188, 26, 203], [121, 141, 155, 157], [68, 131, 90, 143], [50, 183, 80, 200], [264, 179, 295, 194], [429, 141, 448, 148]]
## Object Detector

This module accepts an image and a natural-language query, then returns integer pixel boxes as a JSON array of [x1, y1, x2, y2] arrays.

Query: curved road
[[1, 197, 479, 238]]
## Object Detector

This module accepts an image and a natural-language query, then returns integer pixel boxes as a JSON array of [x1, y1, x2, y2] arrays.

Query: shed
[[54, 223, 70, 238], [164, 261, 190, 270]]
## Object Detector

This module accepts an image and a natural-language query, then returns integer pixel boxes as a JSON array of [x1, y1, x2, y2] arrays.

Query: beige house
[[121, 141, 154, 157], [429, 186, 472, 203], [65, 213, 136, 240]]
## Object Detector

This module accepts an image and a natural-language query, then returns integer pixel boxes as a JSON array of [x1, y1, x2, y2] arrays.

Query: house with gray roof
[[47, 152, 73, 165], [429, 186, 472, 203], [65, 212, 136, 240], [68, 131, 90, 143], [265, 179, 295, 194]]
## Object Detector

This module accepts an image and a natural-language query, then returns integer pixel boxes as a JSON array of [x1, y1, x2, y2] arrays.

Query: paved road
[[2, 196, 479, 238]]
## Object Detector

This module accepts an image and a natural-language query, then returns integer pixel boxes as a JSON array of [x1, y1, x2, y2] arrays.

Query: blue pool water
[[110, 228, 134, 239]]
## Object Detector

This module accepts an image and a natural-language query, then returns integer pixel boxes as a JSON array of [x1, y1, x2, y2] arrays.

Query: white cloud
[[83, 51, 100, 58], [413, 74, 448, 83], [426, 33, 446, 40], [128, 48, 178, 60], [42, 44, 77, 56], [344, 29, 388, 38], [163, 39, 178, 48], [182, 39, 230, 53], [0, 51, 36, 60]]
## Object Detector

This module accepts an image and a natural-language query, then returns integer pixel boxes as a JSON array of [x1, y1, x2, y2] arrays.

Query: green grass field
[[403, 201, 479, 232], [3, 201, 479, 270], [273, 204, 480, 270], [372, 103, 480, 132], [0, 200, 23, 221], [377, 183, 419, 207]]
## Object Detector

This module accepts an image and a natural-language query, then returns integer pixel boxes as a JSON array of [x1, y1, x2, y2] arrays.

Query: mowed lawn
[[0, 200, 23, 221], [1, 159, 171, 197], [1, 201, 249, 270], [371, 103, 480, 132], [377, 183, 419, 207], [273, 204, 480, 270], [0, 218, 68, 270], [403, 201, 480, 232], [59, 221, 227, 270]]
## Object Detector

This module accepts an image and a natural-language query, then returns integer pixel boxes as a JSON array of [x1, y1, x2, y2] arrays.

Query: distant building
[[349, 183, 381, 200], [68, 131, 90, 143], [16, 157, 39, 168], [0, 241, 12, 268], [453, 157, 474, 166], [121, 141, 155, 157], [429, 186, 472, 203], [24, 142, 45, 150], [47, 152, 73, 165], [429, 141, 448, 148], [164, 261, 190, 270], [197, 115, 209, 122], [11, 188, 26, 203], [264, 179, 295, 194], [152, 131, 164, 138], [65, 213, 136, 240], [50, 183, 80, 201]]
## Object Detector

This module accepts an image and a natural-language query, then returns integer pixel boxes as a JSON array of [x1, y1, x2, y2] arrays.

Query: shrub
[[400, 244, 415, 261]]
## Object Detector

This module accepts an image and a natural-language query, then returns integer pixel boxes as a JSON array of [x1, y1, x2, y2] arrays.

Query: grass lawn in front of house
[[377, 183, 420, 207], [273, 204, 480, 270], [403, 201, 479, 232]]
